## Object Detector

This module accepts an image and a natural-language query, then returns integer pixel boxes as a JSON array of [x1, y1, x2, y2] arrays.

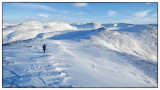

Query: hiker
[[43, 44, 46, 53]]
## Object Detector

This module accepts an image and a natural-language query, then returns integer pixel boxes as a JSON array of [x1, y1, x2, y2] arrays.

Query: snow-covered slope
[[82, 25, 157, 61], [3, 21, 157, 87], [3, 21, 77, 43], [43, 21, 77, 30]]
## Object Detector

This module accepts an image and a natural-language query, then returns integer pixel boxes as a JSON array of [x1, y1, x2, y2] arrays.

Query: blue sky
[[3, 2, 158, 24]]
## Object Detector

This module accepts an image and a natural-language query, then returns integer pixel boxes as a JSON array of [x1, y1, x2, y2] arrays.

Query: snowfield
[[2, 21, 157, 87]]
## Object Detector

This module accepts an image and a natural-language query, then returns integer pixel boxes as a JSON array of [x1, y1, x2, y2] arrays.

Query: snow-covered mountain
[[3, 21, 158, 87], [71, 22, 102, 30], [3, 21, 77, 43]]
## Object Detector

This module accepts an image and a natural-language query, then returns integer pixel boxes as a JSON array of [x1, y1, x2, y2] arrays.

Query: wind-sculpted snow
[[83, 25, 157, 61], [3, 21, 157, 87]]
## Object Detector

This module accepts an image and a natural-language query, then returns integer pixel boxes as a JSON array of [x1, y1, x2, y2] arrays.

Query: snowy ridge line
[[3, 21, 157, 43], [82, 24, 157, 61], [3, 27, 105, 45]]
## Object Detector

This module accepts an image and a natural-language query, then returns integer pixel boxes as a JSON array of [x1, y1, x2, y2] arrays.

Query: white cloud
[[74, 3, 87, 7], [134, 18, 157, 24], [74, 12, 85, 16], [146, 3, 151, 4], [118, 9, 156, 24], [119, 16, 157, 24], [108, 10, 117, 16], [133, 10, 151, 18], [37, 13, 50, 18], [13, 3, 60, 12], [152, 14, 157, 17]]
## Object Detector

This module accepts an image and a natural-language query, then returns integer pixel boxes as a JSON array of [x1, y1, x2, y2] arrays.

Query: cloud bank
[[74, 3, 87, 7], [108, 10, 117, 16]]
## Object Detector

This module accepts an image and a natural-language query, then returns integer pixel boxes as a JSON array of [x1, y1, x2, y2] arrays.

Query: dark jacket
[[43, 45, 46, 50]]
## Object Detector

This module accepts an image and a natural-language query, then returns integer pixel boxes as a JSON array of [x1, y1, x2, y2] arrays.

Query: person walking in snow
[[43, 44, 46, 53]]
